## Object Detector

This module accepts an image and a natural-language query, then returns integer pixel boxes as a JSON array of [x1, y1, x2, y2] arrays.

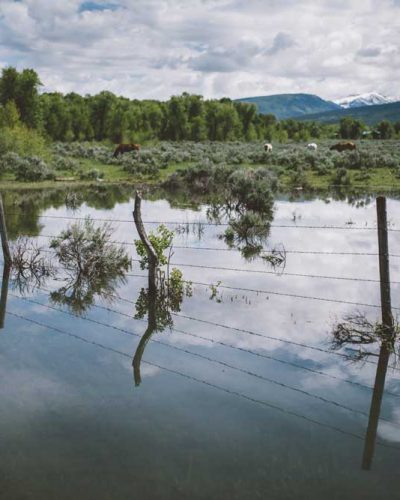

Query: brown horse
[[329, 141, 356, 152], [113, 143, 140, 158]]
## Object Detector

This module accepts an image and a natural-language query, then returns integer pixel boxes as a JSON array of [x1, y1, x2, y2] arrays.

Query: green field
[[1, 139, 400, 192]]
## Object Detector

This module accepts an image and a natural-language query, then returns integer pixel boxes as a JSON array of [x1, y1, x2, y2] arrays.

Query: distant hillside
[[297, 100, 400, 125], [235, 93, 340, 119]]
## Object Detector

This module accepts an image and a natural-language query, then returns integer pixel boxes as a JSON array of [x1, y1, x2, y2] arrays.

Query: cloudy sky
[[0, 0, 399, 101]]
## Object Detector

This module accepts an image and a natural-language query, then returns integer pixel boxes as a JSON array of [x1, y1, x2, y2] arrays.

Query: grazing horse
[[113, 143, 140, 158], [264, 143, 273, 153], [307, 143, 317, 151], [329, 141, 356, 152]]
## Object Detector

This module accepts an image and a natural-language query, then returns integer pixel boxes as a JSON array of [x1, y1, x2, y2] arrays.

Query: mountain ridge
[[334, 92, 395, 109], [296, 100, 400, 125], [235, 93, 340, 120], [236, 92, 400, 124]]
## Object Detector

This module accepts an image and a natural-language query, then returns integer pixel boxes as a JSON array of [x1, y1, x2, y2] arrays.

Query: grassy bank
[[2, 163, 400, 192], [1, 140, 400, 192]]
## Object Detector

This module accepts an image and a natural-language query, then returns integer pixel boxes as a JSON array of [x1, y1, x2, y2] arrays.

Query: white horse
[[264, 143, 273, 152], [307, 143, 317, 151]]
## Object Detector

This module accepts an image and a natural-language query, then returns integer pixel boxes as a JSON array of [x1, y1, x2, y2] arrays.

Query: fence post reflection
[[0, 263, 11, 329], [132, 284, 157, 386], [362, 196, 395, 470], [362, 342, 391, 470]]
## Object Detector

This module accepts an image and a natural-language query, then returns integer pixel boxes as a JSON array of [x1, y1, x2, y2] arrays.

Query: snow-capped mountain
[[335, 92, 396, 109]]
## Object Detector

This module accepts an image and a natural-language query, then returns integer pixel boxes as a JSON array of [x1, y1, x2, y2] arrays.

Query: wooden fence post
[[0, 194, 12, 265], [362, 196, 394, 470], [133, 191, 159, 293], [132, 191, 159, 385], [376, 196, 393, 334]]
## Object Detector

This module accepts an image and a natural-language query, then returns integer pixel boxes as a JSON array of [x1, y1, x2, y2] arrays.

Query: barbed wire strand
[[2, 257, 395, 309], [6, 212, 400, 232], [33, 234, 400, 258]]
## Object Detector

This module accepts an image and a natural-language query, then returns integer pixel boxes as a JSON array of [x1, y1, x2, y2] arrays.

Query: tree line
[[0, 67, 399, 144], [338, 116, 400, 140]]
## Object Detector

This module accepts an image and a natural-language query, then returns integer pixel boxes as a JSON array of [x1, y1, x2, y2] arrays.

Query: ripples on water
[[0, 187, 399, 499]]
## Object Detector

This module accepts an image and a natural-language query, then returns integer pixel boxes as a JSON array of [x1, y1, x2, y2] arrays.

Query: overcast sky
[[0, 0, 399, 101]]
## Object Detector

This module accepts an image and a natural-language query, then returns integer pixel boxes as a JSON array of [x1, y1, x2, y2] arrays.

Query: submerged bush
[[50, 218, 131, 278], [50, 218, 131, 314], [227, 168, 276, 214]]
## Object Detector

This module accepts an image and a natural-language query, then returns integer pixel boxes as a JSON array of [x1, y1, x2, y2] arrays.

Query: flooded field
[[0, 186, 400, 499]]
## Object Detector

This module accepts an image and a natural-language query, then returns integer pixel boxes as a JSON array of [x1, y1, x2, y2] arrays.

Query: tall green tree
[[376, 120, 395, 139], [339, 117, 364, 139], [0, 67, 42, 128], [0, 100, 20, 128]]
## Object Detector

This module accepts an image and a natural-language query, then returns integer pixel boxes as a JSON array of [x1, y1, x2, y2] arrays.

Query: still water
[[0, 186, 399, 499]]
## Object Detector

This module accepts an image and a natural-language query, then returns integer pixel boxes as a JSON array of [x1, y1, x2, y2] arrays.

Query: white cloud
[[0, 0, 398, 100]]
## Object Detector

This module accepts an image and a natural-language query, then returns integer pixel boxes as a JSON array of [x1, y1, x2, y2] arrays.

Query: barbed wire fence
[[0, 194, 400, 462]]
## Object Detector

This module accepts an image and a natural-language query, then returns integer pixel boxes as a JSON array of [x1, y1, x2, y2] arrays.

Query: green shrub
[[52, 155, 79, 171], [0, 151, 21, 174], [14, 156, 55, 181], [79, 168, 104, 180], [135, 224, 174, 270]]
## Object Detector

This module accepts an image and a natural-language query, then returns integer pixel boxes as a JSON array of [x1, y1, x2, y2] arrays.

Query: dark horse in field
[[330, 141, 357, 152], [113, 143, 141, 158]]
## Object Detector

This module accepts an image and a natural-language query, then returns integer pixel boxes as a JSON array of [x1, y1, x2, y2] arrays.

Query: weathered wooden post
[[0, 194, 12, 266], [362, 196, 394, 470], [376, 196, 394, 336], [132, 191, 160, 385], [133, 192, 158, 293]]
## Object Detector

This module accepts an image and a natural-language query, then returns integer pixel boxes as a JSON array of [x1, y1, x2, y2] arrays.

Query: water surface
[[1, 187, 399, 500]]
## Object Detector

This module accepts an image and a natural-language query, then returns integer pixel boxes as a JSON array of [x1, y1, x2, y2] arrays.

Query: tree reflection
[[331, 312, 398, 362], [49, 275, 123, 316], [10, 237, 56, 294], [1, 185, 134, 239], [207, 201, 286, 268]]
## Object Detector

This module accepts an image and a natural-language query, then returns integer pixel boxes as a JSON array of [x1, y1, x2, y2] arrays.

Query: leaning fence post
[[0, 194, 12, 266], [362, 196, 394, 470], [132, 191, 159, 385], [133, 191, 159, 293]]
